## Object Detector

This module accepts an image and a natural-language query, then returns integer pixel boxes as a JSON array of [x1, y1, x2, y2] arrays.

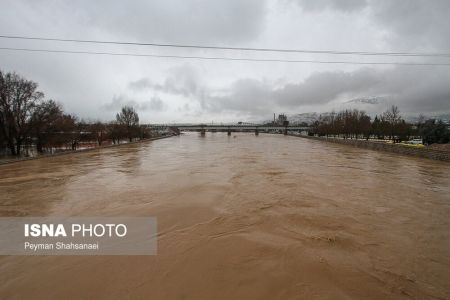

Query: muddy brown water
[[0, 132, 449, 299]]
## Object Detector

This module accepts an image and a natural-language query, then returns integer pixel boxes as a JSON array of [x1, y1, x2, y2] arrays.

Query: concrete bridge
[[147, 124, 310, 136]]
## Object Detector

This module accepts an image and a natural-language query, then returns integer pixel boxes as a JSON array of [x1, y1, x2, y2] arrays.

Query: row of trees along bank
[[0, 70, 154, 157], [309, 106, 450, 144]]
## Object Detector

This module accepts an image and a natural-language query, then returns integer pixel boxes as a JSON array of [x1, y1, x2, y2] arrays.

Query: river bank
[[290, 134, 450, 162], [0, 134, 177, 165]]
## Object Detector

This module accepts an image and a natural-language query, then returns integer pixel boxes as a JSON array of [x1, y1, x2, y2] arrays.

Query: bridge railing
[[145, 124, 310, 131]]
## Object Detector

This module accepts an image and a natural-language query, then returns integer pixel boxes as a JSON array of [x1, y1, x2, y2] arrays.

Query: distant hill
[[287, 112, 321, 125], [345, 96, 387, 105], [406, 113, 450, 123]]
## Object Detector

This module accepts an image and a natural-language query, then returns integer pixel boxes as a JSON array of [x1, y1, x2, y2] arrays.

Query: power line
[[1, 34, 450, 58], [2, 47, 450, 66]]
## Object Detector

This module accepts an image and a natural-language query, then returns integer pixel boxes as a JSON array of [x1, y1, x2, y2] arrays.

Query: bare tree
[[0, 115, 5, 153], [116, 106, 139, 142], [31, 100, 64, 153], [0, 70, 43, 155], [89, 122, 107, 146], [53, 114, 77, 149], [383, 105, 402, 141], [358, 112, 372, 140], [107, 121, 126, 144]]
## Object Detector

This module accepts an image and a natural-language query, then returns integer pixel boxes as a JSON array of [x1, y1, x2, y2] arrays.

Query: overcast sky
[[1, 0, 450, 123]]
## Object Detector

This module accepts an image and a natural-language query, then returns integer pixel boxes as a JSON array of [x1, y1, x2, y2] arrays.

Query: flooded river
[[0, 133, 449, 299]]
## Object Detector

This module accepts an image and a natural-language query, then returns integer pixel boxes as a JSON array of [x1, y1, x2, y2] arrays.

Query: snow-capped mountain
[[287, 112, 322, 125], [345, 96, 387, 105]]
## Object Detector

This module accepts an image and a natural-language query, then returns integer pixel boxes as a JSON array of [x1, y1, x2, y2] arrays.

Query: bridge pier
[[255, 129, 259, 136], [284, 127, 288, 135], [227, 129, 231, 136], [200, 129, 206, 136]]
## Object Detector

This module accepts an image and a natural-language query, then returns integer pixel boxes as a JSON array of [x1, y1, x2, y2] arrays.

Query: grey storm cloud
[[201, 79, 274, 116], [129, 64, 201, 97], [273, 67, 450, 114], [36, 0, 267, 45], [142, 97, 166, 111], [293, 0, 368, 12], [293, 0, 450, 50], [2, 0, 450, 122], [274, 69, 383, 106], [103, 95, 166, 112], [168, 67, 450, 116], [371, 0, 450, 49]]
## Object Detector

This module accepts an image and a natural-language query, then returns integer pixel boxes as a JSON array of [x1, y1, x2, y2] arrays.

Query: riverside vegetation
[[308, 106, 449, 145], [0, 70, 154, 158]]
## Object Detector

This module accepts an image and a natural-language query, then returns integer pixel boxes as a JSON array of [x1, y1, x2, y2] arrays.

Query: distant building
[[273, 114, 288, 126]]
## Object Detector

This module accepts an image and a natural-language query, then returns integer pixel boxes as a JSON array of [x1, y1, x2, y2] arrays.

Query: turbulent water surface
[[0, 133, 449, 299]]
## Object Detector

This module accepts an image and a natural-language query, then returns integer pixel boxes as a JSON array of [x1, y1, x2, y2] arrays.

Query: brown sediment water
[[0, 132, 449, 299]]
